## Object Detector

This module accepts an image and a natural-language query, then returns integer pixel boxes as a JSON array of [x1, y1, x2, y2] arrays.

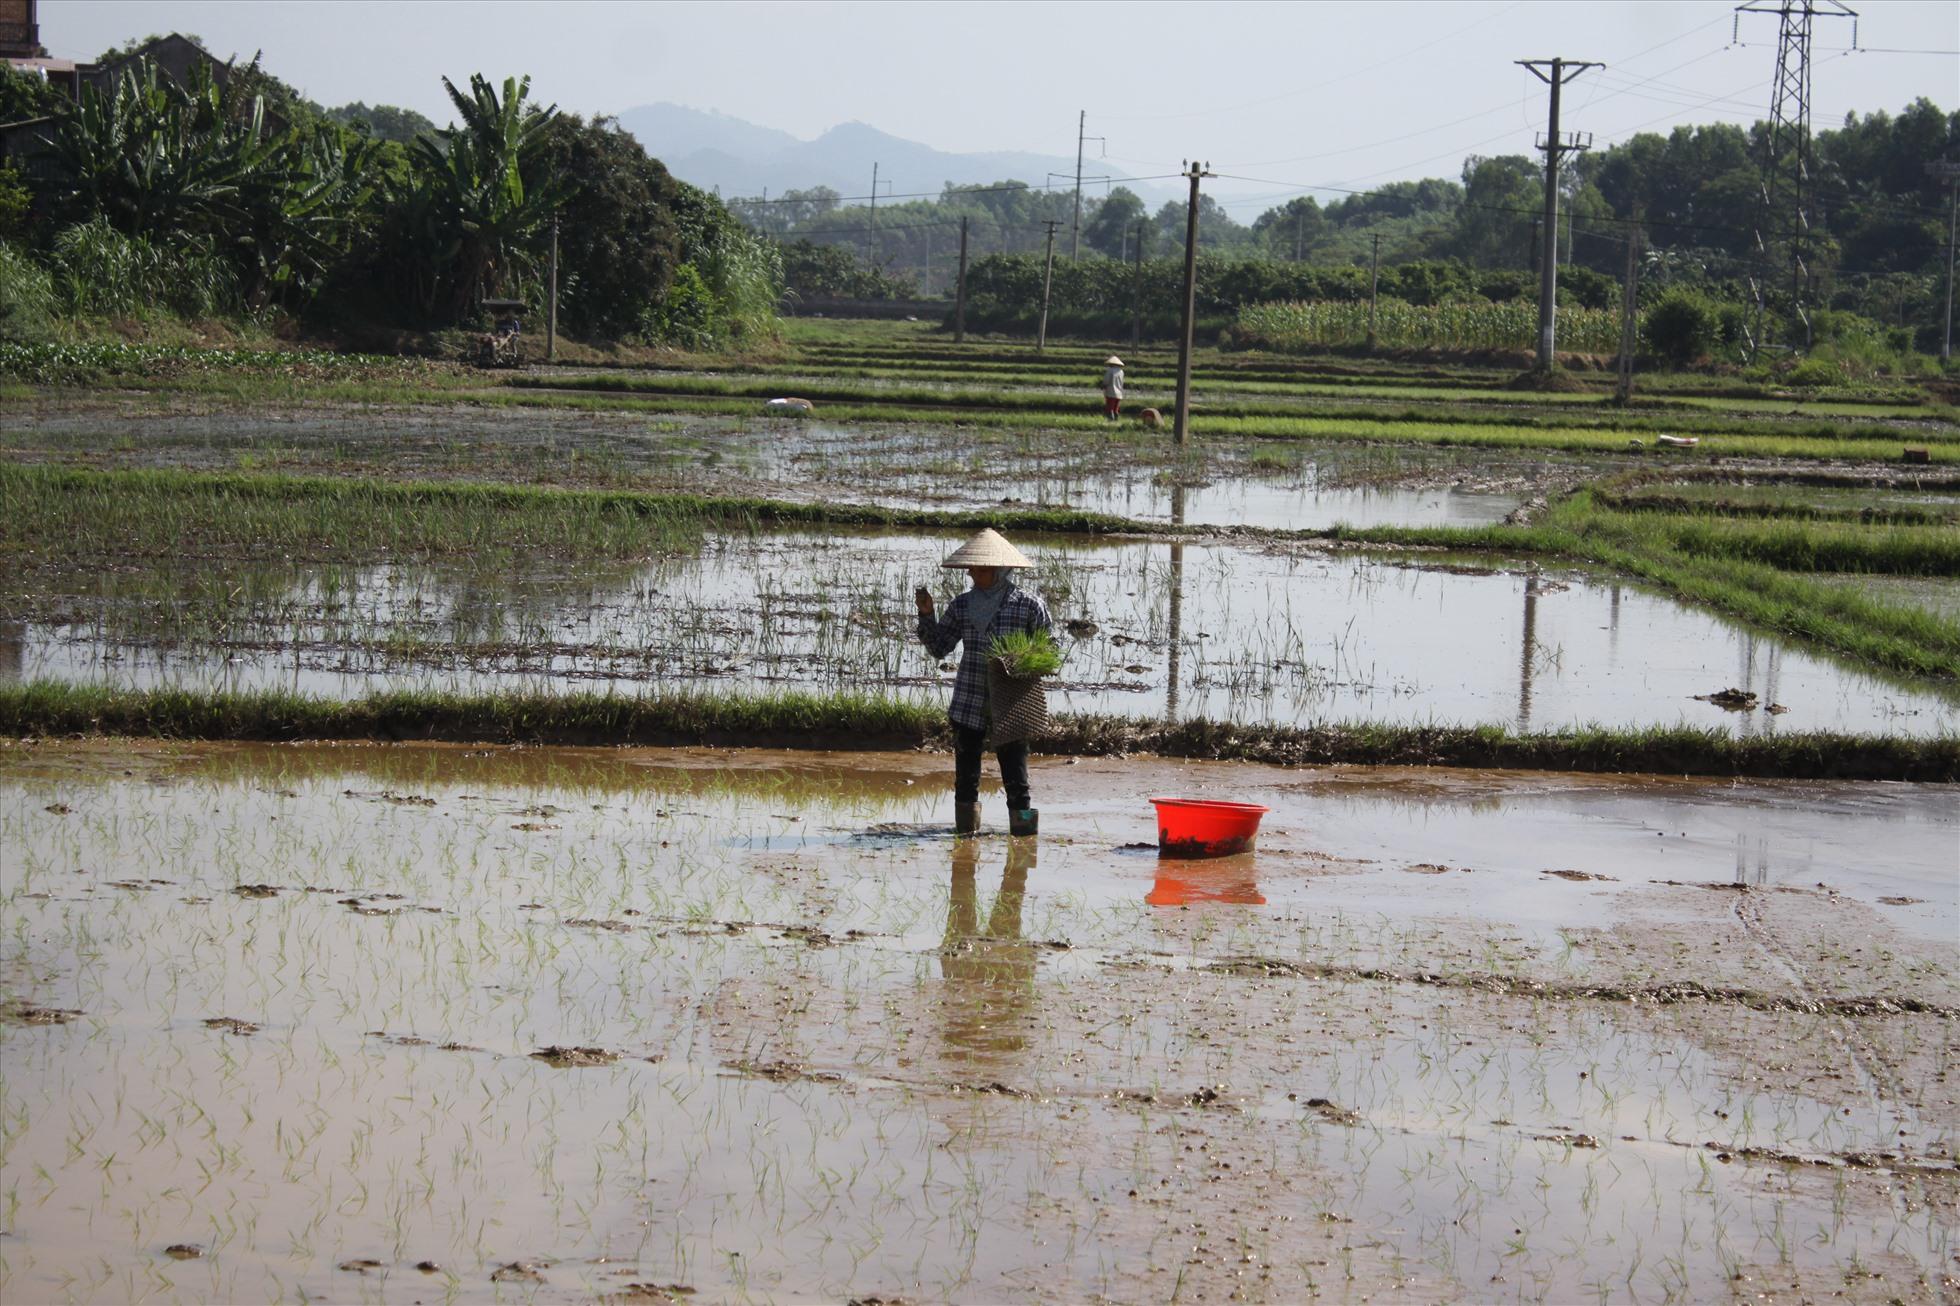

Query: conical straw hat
[[941, 527, 1033, 569], [1105, 355, 1123, 366]]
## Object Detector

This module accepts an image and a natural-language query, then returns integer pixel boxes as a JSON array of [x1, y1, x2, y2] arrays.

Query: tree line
[[742, 100, 1956, 354]]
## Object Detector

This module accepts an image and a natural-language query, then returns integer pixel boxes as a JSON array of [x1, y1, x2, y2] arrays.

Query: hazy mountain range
[[615, 103, 1173, 206]]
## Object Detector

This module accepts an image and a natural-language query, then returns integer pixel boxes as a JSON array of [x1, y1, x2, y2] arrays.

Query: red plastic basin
[[1151, 798, 1271, 859]]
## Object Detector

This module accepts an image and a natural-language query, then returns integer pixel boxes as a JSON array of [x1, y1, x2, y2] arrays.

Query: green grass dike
[[3, 683, 1954, 782]]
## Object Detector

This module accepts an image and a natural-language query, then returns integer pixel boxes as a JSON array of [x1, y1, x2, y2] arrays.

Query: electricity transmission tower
[[1733, 0, 1858, 353]]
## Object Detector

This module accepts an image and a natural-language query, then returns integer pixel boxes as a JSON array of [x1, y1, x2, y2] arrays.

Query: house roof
[[5, 55, 76, 73], [92, 33, 230, 76]]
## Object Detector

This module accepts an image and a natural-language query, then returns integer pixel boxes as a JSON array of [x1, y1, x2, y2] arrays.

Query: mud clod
[[615, 1285, 697, 1302], [956, 1081, 1032, 1099], [338, 1258, 383, 1272], [531, 1045, 617, 1068], [43, 802, 72, 815], [1303, 1097, 1364, 1126], [162, 1244, 203, 1260], [232, 883, 281, 898], [1534, 1131, 1602, 1148], [414, 1260, 442, 1273], [491, 1260, 547, 1283], [1694, 687, 1758, 710], [733, 1059, 845, 1085], [1543, 869, 1616, 882], [3, 1001, 82, 1025], [203, 1016, 261, 1035]]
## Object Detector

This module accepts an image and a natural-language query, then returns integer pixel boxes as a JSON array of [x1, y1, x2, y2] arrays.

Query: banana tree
[[46, 63, 252, 239], [407, 73, 564, 320]]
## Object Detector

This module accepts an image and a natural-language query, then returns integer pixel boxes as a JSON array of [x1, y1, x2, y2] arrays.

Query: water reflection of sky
[[6, 529, 1955, 736]]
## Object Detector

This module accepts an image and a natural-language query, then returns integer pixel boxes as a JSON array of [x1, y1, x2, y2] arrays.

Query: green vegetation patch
[[0, 464, 1167, 567], [5, 682, 1952, 782]]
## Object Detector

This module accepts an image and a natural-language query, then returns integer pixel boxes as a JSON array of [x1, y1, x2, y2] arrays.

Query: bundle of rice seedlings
[[989, 629, 1063, 679]]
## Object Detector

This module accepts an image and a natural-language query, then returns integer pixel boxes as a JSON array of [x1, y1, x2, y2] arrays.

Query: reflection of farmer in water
[[915, 528, 1053, 836], [938, 837, 1036, 1060]]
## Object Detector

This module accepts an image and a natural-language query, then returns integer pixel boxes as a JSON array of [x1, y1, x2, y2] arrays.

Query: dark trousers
[[954, 724, 1030, 809]]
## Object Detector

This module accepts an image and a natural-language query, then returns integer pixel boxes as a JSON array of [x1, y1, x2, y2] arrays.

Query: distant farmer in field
[[1098, 355, 1125, 420], [915, 528, 1053, 837]]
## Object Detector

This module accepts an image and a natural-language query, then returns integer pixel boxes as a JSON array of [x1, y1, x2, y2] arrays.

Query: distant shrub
[[1641, 290, 1720, 366], [1782, 357, 1843, 387]]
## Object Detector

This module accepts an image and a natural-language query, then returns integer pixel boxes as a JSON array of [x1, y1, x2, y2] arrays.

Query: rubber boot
[[955, 803, 981, 835], [1008, 807, 1039, 837]]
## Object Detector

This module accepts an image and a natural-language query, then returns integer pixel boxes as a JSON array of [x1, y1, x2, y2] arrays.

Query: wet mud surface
[[1, 740, 1953, 1301]]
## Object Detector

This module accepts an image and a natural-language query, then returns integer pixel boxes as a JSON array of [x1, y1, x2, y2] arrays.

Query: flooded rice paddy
[[8, 528, 1955, 735], [3, 403, 1547, 531], [2, 741, 1953, 1302]]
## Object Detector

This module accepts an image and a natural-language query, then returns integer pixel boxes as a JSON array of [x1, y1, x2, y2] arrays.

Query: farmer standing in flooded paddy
[[1099, 355, 1125, 420], [915, 528, 1053, 837]]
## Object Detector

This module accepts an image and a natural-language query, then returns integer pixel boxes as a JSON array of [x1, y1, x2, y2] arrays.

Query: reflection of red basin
[[1151, 798, 1271, 858], [1146, 860, 1267, 906]]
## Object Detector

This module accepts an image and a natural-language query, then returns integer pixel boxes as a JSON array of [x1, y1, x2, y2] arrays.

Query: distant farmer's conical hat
[[1105, 355, 1123, 366], [941, 528, 1033, 569]]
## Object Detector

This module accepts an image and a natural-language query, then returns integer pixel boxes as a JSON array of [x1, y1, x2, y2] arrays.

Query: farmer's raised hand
[[914, 586, 935, 617]]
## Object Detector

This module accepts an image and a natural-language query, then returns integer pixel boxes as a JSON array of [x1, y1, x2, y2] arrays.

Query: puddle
[[7, 528, 1955, 736], [1, 741, 1952, 1301]]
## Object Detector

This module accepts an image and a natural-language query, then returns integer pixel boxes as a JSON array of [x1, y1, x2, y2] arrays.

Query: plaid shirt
[[918, 584, 1053, 731]]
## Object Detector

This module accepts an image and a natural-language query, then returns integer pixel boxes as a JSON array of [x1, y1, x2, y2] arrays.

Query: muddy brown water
[[9, 528, 1956, 737], [1, 740, 1953, 1302]]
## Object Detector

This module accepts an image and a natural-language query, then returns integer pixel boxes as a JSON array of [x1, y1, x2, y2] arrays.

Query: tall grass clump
[[0, 242, 60, 341], [51, 218, 238, 319]]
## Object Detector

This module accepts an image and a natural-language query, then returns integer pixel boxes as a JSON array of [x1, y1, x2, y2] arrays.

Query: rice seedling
[[987, 629, 1063, 678]]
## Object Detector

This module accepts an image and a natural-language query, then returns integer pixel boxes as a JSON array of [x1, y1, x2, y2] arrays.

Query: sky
[[37, 0, 1960, 214]]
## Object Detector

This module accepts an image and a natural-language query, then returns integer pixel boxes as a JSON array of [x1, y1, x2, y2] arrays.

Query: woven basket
[[986, 658, 1051, 746]]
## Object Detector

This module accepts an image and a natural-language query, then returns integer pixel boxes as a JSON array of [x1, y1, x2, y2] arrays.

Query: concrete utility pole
[[1518, 57, 1601, 372], [1131, 220, 1145, 351], [1173, 160, 1212, 445], [1036, 219, 1061, 353], [865, 163, 893, 264], [546, 215, 559, 363], [1932, 160, 1960, 363], [954, 215, 969, 344], [1616, 228, 1642, 404], [1366, 231, 1381, 350], [1071, 110, 1106, 261], [867, 162, 878, 263]]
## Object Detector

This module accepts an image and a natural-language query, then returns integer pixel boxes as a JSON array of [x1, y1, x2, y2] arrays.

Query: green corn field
[[1238, 299, 1624, 355]]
